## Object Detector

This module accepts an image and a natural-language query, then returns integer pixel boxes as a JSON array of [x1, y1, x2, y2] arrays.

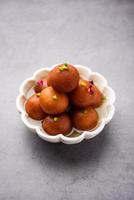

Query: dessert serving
[[16, 64, 115, 144], [47, 64, 79, 93]]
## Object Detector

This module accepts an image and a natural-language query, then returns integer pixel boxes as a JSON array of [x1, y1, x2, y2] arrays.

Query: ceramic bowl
[[16, 64, 115, 144]]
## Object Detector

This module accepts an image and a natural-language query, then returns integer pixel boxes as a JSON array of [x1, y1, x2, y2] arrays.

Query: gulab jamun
[[71, 107, 98, 130], [42, 113, 72, 135], [70, 80, 103, 108], [34, 78, 48, 93], [47, 63, 79, 93], [39, 86, 69, 114], [25, 94, 46, 120]]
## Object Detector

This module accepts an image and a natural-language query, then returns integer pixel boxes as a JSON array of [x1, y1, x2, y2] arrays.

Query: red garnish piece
[[37, 80, 43, 86], [88, 88, 94, 94], [88, 80, 94, 94]]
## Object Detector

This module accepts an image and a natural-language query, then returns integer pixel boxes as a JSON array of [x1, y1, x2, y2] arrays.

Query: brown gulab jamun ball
[[70, 80, 103, 108], [34, 78, 48, 93], [42, 113, 72, 135], [71, 107, 98, 130], [25, 94, 46, 120], [39, 86, 69, 114], [47, 63, 79, 93]]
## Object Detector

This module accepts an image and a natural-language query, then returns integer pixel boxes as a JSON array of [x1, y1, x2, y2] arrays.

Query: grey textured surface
[[0, 0, 134, 199]]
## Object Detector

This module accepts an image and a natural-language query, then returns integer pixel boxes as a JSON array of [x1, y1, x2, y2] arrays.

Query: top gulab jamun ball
[[70, 79, 103, 108], [47, 63, 80, 93]]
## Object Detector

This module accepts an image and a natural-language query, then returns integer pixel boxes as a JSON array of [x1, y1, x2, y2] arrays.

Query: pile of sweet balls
[[25, 63, 104, 136]]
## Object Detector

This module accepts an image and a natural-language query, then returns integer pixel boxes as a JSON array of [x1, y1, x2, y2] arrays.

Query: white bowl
[[16, 64, 116, 144]]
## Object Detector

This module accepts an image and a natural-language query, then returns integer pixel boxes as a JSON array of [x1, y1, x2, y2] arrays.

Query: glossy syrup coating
[[25, 94, 46, 120], [34, 78, 48, 93], [70, 80, 103, 108], [71, 107, 98, 130], [39, 86, 69, 114], [42, 113, 72, 135], [47, 63, 79, 93]]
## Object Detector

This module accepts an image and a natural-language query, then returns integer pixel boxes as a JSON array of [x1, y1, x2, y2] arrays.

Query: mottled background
[[0, 0, 134, 199]]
